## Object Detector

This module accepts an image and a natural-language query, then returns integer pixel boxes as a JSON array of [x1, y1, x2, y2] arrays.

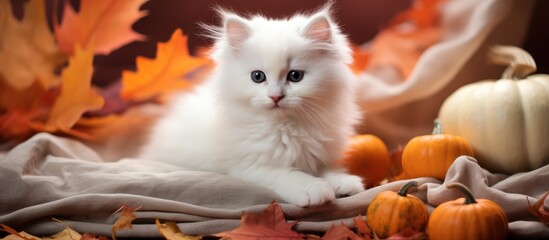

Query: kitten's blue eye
[[287, 70, 304, 82], [251, 70, 266, 83]]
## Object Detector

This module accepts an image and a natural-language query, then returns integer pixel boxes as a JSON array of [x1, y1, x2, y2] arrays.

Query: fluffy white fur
[[139, 6, 365, 207]]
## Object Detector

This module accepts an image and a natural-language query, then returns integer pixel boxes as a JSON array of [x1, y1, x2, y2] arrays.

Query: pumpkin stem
[[432, 119, 443, 134], [489, 45, 536, 80], [398, 181, 418, 197], [446, 182, 478, 204]]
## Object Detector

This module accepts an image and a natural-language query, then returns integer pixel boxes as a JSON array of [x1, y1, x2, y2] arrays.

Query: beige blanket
[[1, 133, 548, 238]]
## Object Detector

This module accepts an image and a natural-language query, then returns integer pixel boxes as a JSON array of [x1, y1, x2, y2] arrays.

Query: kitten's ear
[[303, 12, 332, 43], [223, 14, 251, 48]]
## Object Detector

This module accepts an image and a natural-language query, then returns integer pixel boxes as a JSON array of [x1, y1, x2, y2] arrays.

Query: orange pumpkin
[[338, 134, 390, 187], [366, 181, 428, 238], [401, 120, 474, 180], [428, 182, 508, 240]]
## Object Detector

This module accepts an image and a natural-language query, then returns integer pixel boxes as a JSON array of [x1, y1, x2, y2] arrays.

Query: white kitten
[[139, 6, 365, 207]]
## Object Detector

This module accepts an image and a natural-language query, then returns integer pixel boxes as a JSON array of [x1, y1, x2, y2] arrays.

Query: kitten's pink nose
[[269, 95, 285, 104]]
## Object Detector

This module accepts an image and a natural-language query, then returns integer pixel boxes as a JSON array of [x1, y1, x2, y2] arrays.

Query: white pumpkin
[[438, 45, 549, 174]]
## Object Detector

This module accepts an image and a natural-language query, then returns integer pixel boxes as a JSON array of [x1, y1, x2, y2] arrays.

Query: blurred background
[[7, 0, 549, 150], [10, 0, 546, 87]]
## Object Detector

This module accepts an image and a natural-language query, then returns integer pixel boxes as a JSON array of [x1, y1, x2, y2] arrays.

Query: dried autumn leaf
[[44, 227, 82, 240], [121, 28, 211, 102], [155, 219, 202, 240], [215, 202, 303, 240], [353, 216, 372, 240], [0, 0, 66, 90], [0, 224, 39, 240], [54, 0, 148, 56], [80, 234, 110, 240], [528, 191, 549, 225], [30, 44, 104, 138], [111, 205, 139, 240], [321, 224, 363, 240]]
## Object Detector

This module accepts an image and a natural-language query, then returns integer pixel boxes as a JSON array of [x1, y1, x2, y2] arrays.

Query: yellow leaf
[[0, 224, 40, 240], [54, 0, 148, 56], [0, 0, 66, 90], [155, 219, 202, 240], [121, 28, 212, 102], [41, 227, 82, 240], [111, 205, 139, 240], [30, 45, 104, 134]]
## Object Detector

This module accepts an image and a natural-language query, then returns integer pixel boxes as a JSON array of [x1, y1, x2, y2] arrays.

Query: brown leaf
[[321, 224, 363, 240], [353, 216, 372, 240], [111, 205, 139, 240], [215, 202, 303, 240], [528, 191, 549, 225], [0, 224, 39, 240], [54, 0, 148, 55], [0, 0, 66, 90], [155, 219, 202, 240], [121, 28, 212, 102], [43, 227, 82, 240], [80, 234, 110, 240]]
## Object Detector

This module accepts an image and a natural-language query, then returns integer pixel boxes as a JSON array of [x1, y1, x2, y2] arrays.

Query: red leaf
[[215, 202, 303, 240], [528, 191, 549, 225]]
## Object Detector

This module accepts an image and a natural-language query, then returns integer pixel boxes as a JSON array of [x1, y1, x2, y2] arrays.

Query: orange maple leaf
[[121, 28, 212, 102], [0, 0, 66, 90], [0, 224, 38, 240], [111, 205, 140, 240], [320, 224, 363, 240], [215, 202, 303, 240], [155, 219, 202, 240], [528, 191, 549, 225], [0, 80, 58, 142], [361, 0, 446, 79], [54, 0, 148, 56], [353, 216, 372, 239], [30, 45, 104, 138]]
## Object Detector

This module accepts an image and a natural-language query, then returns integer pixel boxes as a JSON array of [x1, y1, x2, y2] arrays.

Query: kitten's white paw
[[279, 179, 335, 207], [323, 172, 365, 196]]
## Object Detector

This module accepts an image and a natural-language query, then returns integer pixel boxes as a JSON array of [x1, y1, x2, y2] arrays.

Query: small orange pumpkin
[[338, 134, 390, 187], [401, 120, 474, 180], [428, 182, 508, 240], [366, 181, 428, 238]]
